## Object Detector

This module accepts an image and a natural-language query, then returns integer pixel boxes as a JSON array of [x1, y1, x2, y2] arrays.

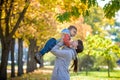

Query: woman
[[51, 38, 84, 80]]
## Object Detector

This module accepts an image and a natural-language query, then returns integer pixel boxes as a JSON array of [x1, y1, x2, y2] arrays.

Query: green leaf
[[57, 12, 71, 22], [103, 0, 120, 18], [71, 6, 80, 17]]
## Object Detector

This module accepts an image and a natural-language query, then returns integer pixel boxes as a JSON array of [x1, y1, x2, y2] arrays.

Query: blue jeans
[[39, 38, 57, 55]]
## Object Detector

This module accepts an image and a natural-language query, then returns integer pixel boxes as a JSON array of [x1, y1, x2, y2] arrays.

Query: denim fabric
[[39, 29, 70, 56], [39, 38, 57, 55]]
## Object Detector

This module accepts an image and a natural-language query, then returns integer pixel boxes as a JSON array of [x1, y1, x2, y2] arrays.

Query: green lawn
[[8, 67, 120, 80], [70, 70, 120, 80]]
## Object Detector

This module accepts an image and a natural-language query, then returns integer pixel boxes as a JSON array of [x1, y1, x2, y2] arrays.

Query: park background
[[0, 0, 120, 80]]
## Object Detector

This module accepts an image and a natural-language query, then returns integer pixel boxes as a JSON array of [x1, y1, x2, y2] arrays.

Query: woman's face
[[71, 40, 78, 49]]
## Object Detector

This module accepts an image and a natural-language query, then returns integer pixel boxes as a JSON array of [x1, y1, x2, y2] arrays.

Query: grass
[[70, 70, 120, 80], [8, 66, 120, 80], [8, 70, 51, 80]]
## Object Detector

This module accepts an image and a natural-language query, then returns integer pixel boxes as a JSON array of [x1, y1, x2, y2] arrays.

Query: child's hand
[[61, 33, 65, 39], [69, 45, 73, 48], [69, 42, 73, 48], [60, 38, 63, 42]]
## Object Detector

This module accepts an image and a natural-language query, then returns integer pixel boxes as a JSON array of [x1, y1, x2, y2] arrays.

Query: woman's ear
[[73, 45, 77, 49]]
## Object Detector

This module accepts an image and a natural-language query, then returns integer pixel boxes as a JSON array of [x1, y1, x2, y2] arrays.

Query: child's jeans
[[39, 38, 57, 55]]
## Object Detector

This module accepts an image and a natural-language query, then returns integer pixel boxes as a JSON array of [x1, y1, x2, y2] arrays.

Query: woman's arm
[[51, 42, 69, 57]]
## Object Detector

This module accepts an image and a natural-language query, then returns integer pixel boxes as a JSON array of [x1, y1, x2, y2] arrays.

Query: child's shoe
[[34, 53, 42, 64]]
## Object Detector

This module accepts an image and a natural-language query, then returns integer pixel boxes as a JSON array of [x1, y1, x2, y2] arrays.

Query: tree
[[14, 0, 58, 71], [103, 0, 120, 18], [27, 38, 37, 72], [10, 38, 15, 77], [79, 53, 94, 76], [84, 7, 114, 35], [83, 35, 120, 77], [57, 0, 120, 22], [0, 0, 30, 79], [17, 38, 24, 76]]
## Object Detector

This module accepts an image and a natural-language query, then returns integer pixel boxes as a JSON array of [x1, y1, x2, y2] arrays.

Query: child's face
[[70, 28, 77, 37]]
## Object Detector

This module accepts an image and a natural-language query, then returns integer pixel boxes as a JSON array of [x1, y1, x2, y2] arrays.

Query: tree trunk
[[0, 41, 11, 80], [107, 59, 110, 77], [10, 38, 15, 77], [85, 54, 90, 76], [27, 39, 37, 73], [17, 38, 23, 76], [85, 66, 88, 76]]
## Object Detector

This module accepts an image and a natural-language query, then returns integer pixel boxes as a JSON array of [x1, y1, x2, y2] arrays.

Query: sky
[[97, 0, 120, 22]]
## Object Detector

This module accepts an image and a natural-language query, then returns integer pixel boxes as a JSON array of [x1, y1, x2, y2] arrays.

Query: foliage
[[103, 0, 120, 18], [0, 0, 119, 79], [84, 6, 115, 35], [43, 52, 56, 65], [56, 16, 93, 40], [14, 0, 58, 48], [106, 21, 120, 42], [56, 0, 89, 22], [0, 0, 30, 79], [80, 35, 120, 76], [56, 0, 120, 22], [79, 54, 95, 71]]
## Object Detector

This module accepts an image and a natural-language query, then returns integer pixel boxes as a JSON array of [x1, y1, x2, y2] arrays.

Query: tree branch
[[0, 12, 3, 39], [8, 1, 30, 40], [0, 12, 21, 20], [0, 0, 4, 40], [5, 0, 14, 37]]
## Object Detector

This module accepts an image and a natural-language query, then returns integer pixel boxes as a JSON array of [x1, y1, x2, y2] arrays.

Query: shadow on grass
[[7, 67, 52, 80], [8, 72, 51, 80]]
